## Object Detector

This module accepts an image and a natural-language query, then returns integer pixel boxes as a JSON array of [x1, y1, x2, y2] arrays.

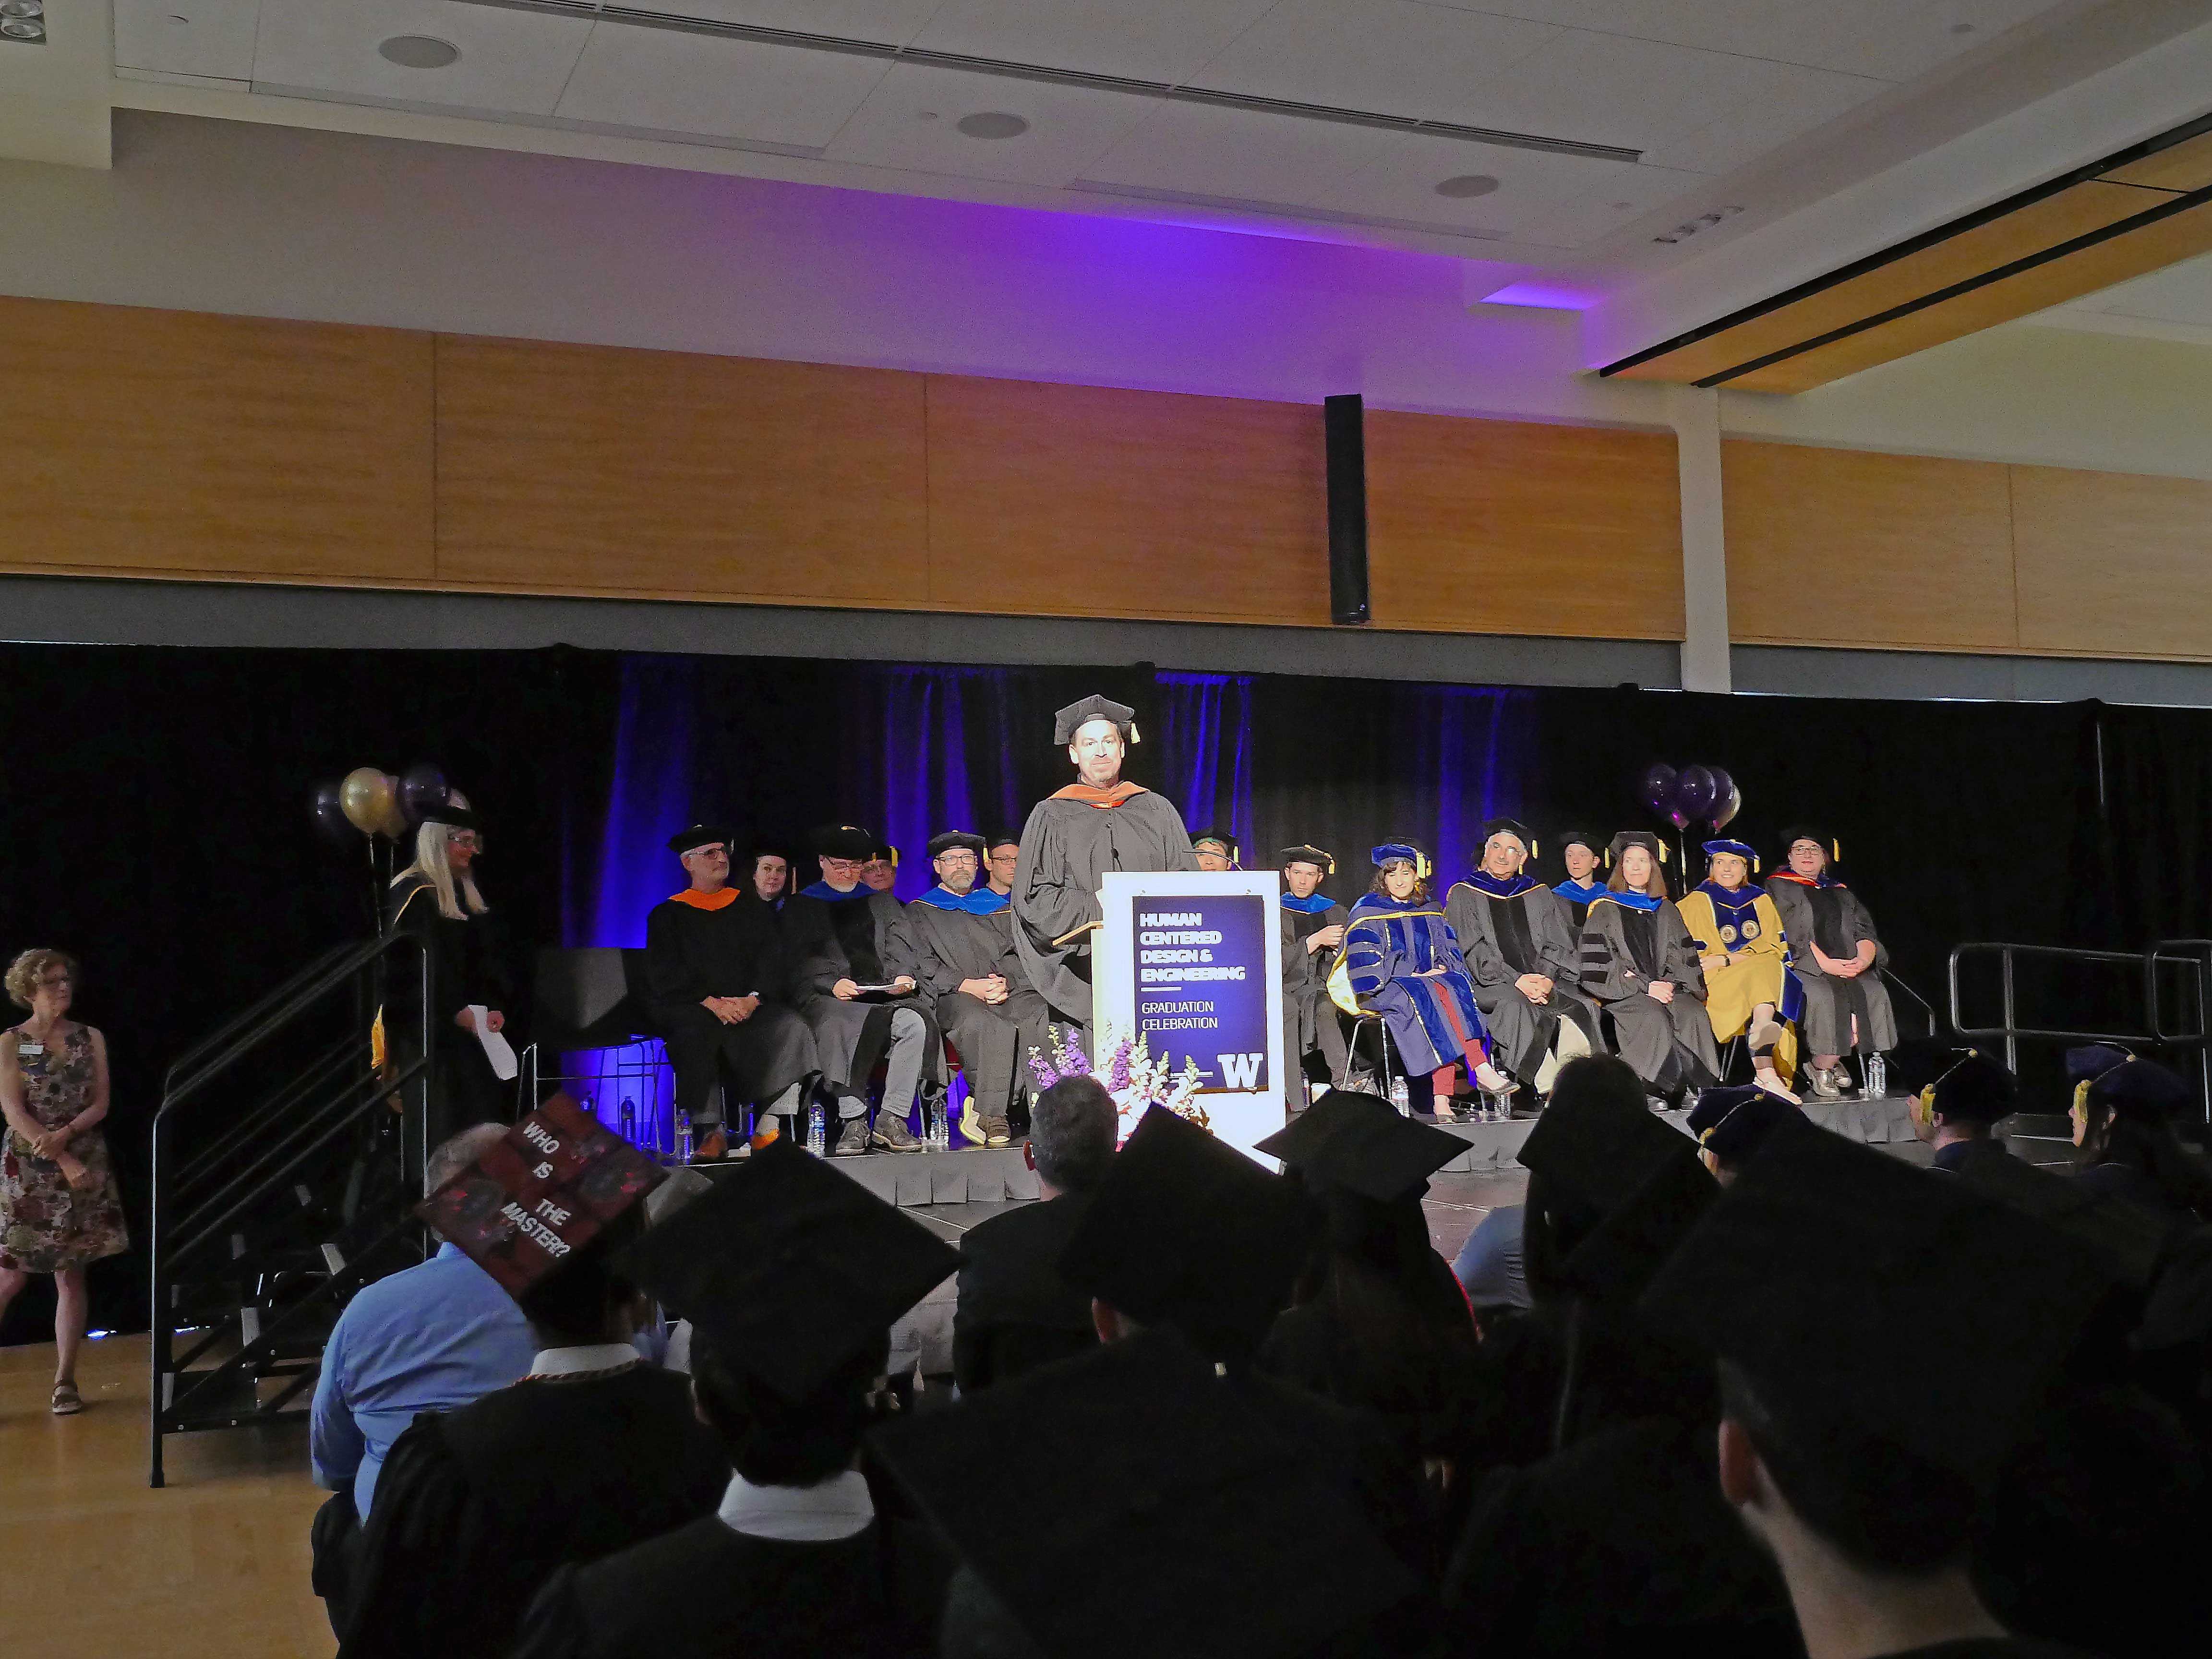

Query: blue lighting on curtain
[[585, 656, 697, 949], [1155, 672, 1255, 854], [1420, 685, 1523, 879], [873, 669, 979, 899]]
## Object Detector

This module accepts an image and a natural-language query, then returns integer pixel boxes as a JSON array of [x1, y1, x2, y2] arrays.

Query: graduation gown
[[782, 886, 944, 1098], [1443, 876, 1601, 1078], [1281, 894, 1352, 1076], [387, 874, 515, 1135], [642, 891, 818, 1119], [337, 1362, 728, 1659], [1764, 873, 1899, 1056], [1576, 893, 1721, 1092], [1553, 878, 1607, 930], [1675, 882, 1791, 1047], [904, 886, 1052, 1120], [1010, 784, 1199, 1025], [1343, 894, 1495, 1079]]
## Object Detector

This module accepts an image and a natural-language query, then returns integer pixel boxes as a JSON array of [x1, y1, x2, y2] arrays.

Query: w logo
[[1217, 1053, 1263, 1089]]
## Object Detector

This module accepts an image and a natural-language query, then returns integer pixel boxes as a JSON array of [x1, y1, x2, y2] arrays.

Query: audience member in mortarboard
[[2064, 1041, 2129, 1109], [510, 1139, 962, 1659], [2073, 1058, 2212, 1225], [874, 1327, 1431, 1659], [905, 830, 1050, 1149], [862, 842, 900, 897], [782, 823, 943, 1155], [337, 1099, 726, 1659], [1764, 827, 1898, 1101], [1277, 844, 1351, 1093], [1641, 1114, 2122, 1659], [1686, 1084, 1801, 1184], [1444, 1055, 1798, 1658], [1902, 1046, 2016, 1176], [1551, 830, 1607, 928], [385, 792, 515, 1143], [745, 844, 791, 913], [952, 1075, 1117, 1393], [641, 824, 817, 1160], [983, 834, 1020, 899], [1191, 829, 1239, 871], [1010, 695, 1198, 1031], [1680, 839, 1800, 1100], [1444, 819, 1603, 1099], [1577, 832, 1721, 1103], [1344, 842, 1515, 1120]]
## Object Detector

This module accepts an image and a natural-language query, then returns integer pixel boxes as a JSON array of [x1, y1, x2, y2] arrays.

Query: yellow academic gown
[[1676, 884, 1796, 1075]]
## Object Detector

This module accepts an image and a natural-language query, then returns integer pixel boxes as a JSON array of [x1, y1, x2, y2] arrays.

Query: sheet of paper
[[469, 1003, 519, 1081]]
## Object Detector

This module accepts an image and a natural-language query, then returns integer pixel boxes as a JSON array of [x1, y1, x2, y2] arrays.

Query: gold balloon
[[374, 775, 409, 839], [339, 767, 386, 834]]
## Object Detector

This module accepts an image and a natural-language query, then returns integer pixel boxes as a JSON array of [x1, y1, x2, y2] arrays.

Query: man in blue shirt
[[310, 1124, 536, 1627]]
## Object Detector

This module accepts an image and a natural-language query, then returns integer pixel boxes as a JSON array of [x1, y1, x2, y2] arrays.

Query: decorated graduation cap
[[1703, 838, 1760, 874], [1058, 1105, 1316, 1362], [1641, 1114, 2116, 1489], [1480, 817, 1537, 860], [1607, 829, 1667, 866], [1053, 694, 1139, 746], [927, 830, 987, 860], [1779, 823, 1840, 863], [1190, 830, 1240, 864], [1255, 1088, 1463, 1204], [1278, 844, 1335, 875], [665, 822, 734, 857], [1685, 1084, 1798, 1169], [2090, 1058, 2194, 1121], [624, 1139, 957, 1401], [811, 823, 876, 860], [1370, 841, 1433, 880], [417, 1093, 667, 1298], [869, 1328, 1420, 1659]]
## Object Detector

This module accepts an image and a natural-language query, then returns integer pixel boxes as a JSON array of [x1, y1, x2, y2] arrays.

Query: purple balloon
[[398, 763, 449, 826], [1706, 767, 1734, 820], [1666, 806, 1691, 831], [310, 779, 360, 847], [1673, 764, 1719, 822], [1639, 763, 1678, 819], [1712, 778, 1742, 832]]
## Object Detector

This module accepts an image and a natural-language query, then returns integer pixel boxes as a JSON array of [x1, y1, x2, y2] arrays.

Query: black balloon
[[1709, 768, 1741, 831], [311, 780, 359, 847], [1673, 764, 1719, 822], [398, 763, 449, 826], [1639, 763, 1678, 818]]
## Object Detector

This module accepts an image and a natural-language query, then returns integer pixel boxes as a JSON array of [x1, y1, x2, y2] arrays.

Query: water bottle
[[675, 1110, 694, 1165], [806, 1103, 827, 1155], [929, 1098, 949, 1150], [619, 1097, 637, 1144], [1864, 1052, 1887, 1098], [1389, 1076, 1410, 1112]]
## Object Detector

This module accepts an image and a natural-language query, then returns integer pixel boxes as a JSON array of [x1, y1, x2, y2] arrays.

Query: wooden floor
[[0, 1334, 334, 1659]]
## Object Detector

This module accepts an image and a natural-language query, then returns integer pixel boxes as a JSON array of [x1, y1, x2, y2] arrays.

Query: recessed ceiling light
[[0, 0, 42, 40], [0, 1, 45, 15], [956, 112, 1029, 140], [1434, 174, 1501, 199], [378, 34, 460, 69]]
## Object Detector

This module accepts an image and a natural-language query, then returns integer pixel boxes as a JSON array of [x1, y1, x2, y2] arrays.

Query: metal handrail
[[163, 938, 361, 1085], [1882, 966, 1940, 1040], [158, 933, 399, 1113], [1948, 938, 2212, 1079]]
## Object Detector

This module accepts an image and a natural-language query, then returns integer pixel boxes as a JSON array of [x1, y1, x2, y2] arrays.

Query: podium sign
[[1094, 871, 1287, 1161]]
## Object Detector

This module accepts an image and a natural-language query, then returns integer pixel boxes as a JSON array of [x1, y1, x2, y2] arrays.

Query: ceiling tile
[[1188, 0, 1563, 127], [910, 0, 1279, 85], [252, 0, 590, 115], [1510, 161, 1713, 248], [1640, 61, 1887, 176], [823, 61, 1153, 183], [1309, 135, 1642, 236], [1807, 0, 2063, 82], [653, 0, 943, 46], [1079, 99, 1398, 207], [115, 0, 263, 80], [555, 22, 890, 148]]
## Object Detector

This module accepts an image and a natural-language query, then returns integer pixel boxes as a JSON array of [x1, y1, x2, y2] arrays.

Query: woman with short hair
[[1762, 828, 1896, 1100], [0, 948, 129, 1416], [1576, 833, 1719, 1102]]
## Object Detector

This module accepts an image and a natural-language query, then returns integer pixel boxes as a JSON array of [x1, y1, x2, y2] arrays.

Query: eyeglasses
[[822, 858, 863, 873], [446, 833, 482, 851]]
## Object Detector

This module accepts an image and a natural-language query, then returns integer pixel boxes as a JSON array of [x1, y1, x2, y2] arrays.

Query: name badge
[[16, 1043, 42, 1058]]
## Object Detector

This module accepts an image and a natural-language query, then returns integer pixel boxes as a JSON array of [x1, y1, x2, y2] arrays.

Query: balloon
[[1673, 764, 1719, 823], [339, 767, 389, 834], [1638, 763, 1678, 819], [398, 763, 449, 826], [374, 774, 410, 839], [1711, 777, 1742, 833], [1666, 806, 1691, 830], [311, 780, 359, 846]]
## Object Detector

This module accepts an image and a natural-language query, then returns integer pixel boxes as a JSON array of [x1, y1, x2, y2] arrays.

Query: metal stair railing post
[[2147, 938, 2212, 1126]]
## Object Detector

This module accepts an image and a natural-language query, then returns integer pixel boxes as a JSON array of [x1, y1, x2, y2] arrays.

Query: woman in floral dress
[[0, 949, 128, 1415]]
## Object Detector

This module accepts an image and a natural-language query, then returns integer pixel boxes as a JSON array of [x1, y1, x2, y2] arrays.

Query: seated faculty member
[[1445, 819, 1600, 1096], [641, 824, 817, 1160], [905, 829, 1050, 1149], [1011, 695, 1199, 1030], [952, 1073, 1118, 1392], [784, 824, 941, 1155], [1677, 839, 1797, 1100], [512, 1140, 962, 1659], [1192, 829, 1240, 871], [862, 842, 900, 897], [983, 833, 1020, 899], [1551, 830, 1608, 929], [337, 1102, 725, 1659], [1578, 832, 1719, 1102], [747, 845, 791, 912], [1279, 844, 1351, 1089], [1764, 827, 1897, 1099]]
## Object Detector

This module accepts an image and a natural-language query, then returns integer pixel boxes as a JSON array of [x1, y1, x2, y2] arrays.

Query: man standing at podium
[[1011, 695, 1198, 1033]]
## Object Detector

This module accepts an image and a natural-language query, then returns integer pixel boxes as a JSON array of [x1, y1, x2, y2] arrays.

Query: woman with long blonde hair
[[389, 793, 513, 1138]]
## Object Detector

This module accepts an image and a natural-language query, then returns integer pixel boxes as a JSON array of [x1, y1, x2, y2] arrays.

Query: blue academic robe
[[1344, 893, 1494, 1077]]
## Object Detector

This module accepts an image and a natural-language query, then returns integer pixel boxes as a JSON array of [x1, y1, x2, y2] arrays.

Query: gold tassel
[[1129, 722, 1141, 745], [1530, 840, 1540, 860]]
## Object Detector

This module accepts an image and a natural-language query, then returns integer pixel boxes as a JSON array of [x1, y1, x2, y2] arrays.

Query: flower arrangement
[[1029, 1023, 1209, 1135]]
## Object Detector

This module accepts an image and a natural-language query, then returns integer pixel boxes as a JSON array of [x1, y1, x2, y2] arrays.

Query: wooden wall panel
[[1723, 441, 2018, 650], [1364, 413, 1683, 638], [0, 296, 433, 581], [434, 338, 929, 605], [924, 376, 1331, 625], [2013, 466, 2212, 659]]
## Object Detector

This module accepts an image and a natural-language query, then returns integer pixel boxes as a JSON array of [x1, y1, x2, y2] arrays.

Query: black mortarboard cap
[[623, 1139, 957, 1401], [1519, 1071, 1715, 1299], [1555, 828, 1599, 856], [1608, 829, 1665, 865], [431, 805, 482, 833], [1641, 1115, 2116, 1486], [986, 830, 1022, 853], [2065, 1043, 2132, 1086], [1058, 1106, 1316, 1361], [1778, 824, 1838, 862], [1931, 1052, 2016, 1125], [1053, 694, 1138, 746], [2090, 1058, 2193, 1120], [868, 1328, 1420, 1659], [927, 830, 987, 860], [665, 822, 733, 856], [1686, 1085, 1798, 1167], [1191, 830, 1238, 862], [811, 822, 876, 860], [1277, 844, 1334, 874], [1886, 1037, 1970, 1100], [1254, 1088, 1463, 1203], [1480, 818, 1536, 859]]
